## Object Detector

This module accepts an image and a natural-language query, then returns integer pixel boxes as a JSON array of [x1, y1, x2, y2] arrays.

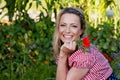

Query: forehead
[[60, 13, 80, 23]]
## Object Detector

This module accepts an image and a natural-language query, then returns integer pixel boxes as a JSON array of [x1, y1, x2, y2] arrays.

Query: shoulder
[[70, 44, 99, 58], [90, 45, 100, 52], [68, 48, 96, 69]]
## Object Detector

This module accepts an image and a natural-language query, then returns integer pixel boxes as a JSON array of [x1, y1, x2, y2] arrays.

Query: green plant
[[110, 51, 120, 79], [87, 22, 119, 54]]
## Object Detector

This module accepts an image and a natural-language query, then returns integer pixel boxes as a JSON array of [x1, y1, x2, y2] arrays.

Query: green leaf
[[111, 46, 117, 52]]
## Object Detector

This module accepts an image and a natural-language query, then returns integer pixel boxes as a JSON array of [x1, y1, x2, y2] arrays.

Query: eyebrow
[[60, 22, 79, 25]]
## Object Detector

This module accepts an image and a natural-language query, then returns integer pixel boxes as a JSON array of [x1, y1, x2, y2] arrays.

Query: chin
[[62, 40, 73, 43]]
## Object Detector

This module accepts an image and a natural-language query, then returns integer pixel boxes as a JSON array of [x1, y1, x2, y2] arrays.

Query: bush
[[87, 22, 119, 54], [0, 19, 56, 80]]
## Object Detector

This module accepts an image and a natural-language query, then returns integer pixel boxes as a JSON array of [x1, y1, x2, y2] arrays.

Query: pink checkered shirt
[[68, 46, 112, 80]]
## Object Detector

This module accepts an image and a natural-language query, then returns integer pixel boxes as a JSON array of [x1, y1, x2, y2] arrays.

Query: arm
[[56, 43, 75, 80], [66, 67, 89, 80], [57, 41, 87, 80], [56, 51, 68, 80], [56, 54, 89, 80]]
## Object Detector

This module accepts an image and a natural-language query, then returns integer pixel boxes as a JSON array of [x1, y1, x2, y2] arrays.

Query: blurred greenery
[[0, 0, 120, 80]]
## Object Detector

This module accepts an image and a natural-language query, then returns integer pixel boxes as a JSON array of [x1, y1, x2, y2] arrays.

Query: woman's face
[[59, 13, 83, 43]]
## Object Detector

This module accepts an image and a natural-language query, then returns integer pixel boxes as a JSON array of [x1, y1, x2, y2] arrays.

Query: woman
[[53, 7, 118, 80]]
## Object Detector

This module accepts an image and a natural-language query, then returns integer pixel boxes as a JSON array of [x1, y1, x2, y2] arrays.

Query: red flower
[[103, 53, 112, 62], [107, 57, 112, 62], [103, 53, 108, 58], [93, 36, 97, 40], [82, 37, 90, 48], [77, 36, 91, 53]]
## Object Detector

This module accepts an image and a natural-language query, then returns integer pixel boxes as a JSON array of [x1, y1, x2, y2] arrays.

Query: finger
[[61, 46, 74, 54], [64, 42, 70, 47], [68, 42, 73, 49], [72, 41, 77, 50], [63, 41, 76, 50], [73, 41, 76, 46]]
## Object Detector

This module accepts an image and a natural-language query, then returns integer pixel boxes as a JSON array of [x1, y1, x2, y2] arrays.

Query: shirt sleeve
[[68, 49, 96, 69]]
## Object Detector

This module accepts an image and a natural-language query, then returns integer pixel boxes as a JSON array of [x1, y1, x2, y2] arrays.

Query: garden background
[[0, 0, 120, 80]]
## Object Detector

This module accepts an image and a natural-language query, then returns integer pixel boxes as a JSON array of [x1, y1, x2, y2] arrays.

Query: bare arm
[[56, 54, 68, 80], [66, 67, 89, 80], [56, 42, 75, 80], [56, 55, 89, 80]]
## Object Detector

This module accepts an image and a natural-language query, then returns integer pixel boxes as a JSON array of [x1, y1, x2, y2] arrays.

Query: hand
[[60, 41, 76, 57]]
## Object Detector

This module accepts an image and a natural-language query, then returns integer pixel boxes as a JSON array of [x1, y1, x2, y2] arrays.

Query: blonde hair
[[53, 7, 86, 59]]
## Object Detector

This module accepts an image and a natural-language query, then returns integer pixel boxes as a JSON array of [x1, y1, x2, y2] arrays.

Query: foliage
[[0, 0, 120, 79], [1, 0, 32, 22], [0, 20, 55, 80], [1, 0, 57, 79], [110, 51, 120, 79], [87, 22, 119, 54]]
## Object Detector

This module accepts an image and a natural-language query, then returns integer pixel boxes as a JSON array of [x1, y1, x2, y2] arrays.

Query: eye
[[72, 25, 78, 28], [60, 24, 66, 27]]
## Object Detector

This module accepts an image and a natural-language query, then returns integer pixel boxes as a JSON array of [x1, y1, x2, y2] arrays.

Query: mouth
[[63, 35, 73, 39]]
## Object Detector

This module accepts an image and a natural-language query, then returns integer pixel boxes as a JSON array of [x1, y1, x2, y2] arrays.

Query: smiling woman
[[59, 13, 82, 43], [52, 7, 118, 80]]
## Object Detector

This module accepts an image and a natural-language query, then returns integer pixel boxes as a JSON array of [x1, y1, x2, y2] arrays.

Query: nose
[[65, 26, 70, 33]]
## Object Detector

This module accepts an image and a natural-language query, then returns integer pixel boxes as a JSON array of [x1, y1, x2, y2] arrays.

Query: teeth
[[64, 35, 72, 38]]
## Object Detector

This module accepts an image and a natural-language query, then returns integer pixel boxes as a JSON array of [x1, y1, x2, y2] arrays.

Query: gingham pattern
[[68, 46, 113, 80]]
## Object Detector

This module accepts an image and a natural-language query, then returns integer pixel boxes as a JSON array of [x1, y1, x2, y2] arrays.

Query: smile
[[63, 35, 73, 39]]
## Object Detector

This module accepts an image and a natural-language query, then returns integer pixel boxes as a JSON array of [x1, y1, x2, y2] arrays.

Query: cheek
[[59, 27, 65, 34], [75, 30, 83, 37], [58, 29, 63, 38], [59, 28, 62, 34]]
